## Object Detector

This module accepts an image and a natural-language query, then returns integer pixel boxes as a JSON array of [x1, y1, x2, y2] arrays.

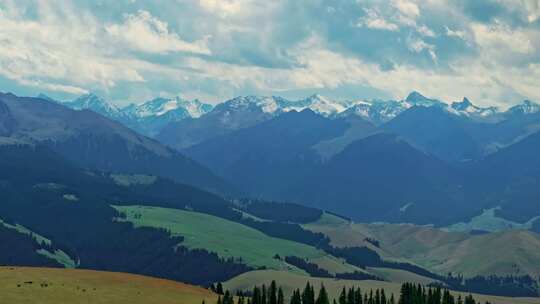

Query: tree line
[[211, 281, 493, 304]]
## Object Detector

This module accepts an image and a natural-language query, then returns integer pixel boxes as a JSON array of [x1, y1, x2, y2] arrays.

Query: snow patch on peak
[[128, 96, 213, 119], [509, 100, 540, 115], [69, 93, 123, 118]]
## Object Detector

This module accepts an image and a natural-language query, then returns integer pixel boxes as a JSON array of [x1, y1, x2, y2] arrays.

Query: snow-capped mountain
[[281, 94, 352, 116], [125, 97, 213, 119], [339, 92, 445, 125], [62, 93, 213, 136], [220, 94, 362, 117], [68, 93, 125, 119], [507, 100, 540, 116], [450, 98, 501, 121]]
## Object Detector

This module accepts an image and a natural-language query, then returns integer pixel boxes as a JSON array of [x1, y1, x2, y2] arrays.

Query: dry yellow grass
[[0, 267, 216, 304]]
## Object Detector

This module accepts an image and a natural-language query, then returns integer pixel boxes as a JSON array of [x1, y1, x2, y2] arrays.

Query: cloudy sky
[[0, 0, 539, 108]]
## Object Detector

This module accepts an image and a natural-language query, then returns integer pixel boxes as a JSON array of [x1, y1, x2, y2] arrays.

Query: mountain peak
[[69, 93, 123, 118], [508, 100, 540, 115], [405, 91, 428, 103], [128, 96, 213, 119], [36, 93, 58, 103], [452, 97, 475, 111]]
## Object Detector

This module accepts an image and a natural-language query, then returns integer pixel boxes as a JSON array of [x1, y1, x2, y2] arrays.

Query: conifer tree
[[464, 295, 475, 304], [270, 281, 277, 304], [316, 284, 330, 304], [262, 285, 267, 304], [339, 287, 347, 304], [217, 283, 224, 295], [277, 287, 285, 304], [348, 287, 355, 304], [355, 287, 363, 304]]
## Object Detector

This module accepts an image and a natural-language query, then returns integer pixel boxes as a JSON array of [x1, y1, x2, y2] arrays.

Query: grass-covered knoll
[[224, 270, 540, 304], [111, 174, 158, 187], [365, 267, 439, 285], [0, 267, 216, 304], [445, 207, 540, 233], [114, 205, 328, 271], [302, 213, 397, 260], [305, 214, 540, 277]]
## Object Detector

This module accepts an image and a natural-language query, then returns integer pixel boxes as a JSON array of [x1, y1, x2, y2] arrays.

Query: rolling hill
[[0, 267, 217, 304], [304, 213, 540, 278]]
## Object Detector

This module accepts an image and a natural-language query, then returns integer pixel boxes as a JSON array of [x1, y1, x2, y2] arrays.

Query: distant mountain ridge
[[0, 92, 234, 195], [45, 91, 539, 144]]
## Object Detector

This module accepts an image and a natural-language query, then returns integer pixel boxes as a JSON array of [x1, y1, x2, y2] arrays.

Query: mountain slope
[[0, 142, 249, 285], [465, 130, 540, 222], [0, 92, 233, 195], [383, 106, 483, 162], [185, 109, 349, 196], [289, 133, 465, 224], [157, 96, 279, 149]]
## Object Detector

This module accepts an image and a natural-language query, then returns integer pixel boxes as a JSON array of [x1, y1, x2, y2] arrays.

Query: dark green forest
[[213, 282, 489, 304]]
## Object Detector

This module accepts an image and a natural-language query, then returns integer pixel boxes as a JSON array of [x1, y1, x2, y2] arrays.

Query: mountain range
[[36, 90, 540, 225], [2, 90, 540, 298]]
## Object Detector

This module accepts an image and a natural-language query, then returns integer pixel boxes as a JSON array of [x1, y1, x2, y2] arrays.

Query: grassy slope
[[224, 270, 540, 304], [305, 213, 540, 277], [0, 219, 77, 268], [114, 205, 335, 271], [0, 267, 216, 304]]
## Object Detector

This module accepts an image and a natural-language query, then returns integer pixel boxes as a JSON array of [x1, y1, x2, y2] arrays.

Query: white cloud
[[198, 0, 256, 18], [0, 3, 147, 94], [0, 0, 539, 109], [472, 21, 535, 55], [417, 24, 435, 37], [407, 38, 438, 62], [445, 26, 466, 39], [392, 0, 420, 18], [105, 10, 211, 55], [358, 9, 399, 31]]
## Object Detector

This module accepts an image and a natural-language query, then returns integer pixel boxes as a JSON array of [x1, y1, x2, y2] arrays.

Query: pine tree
[[262, 285, 267, 304], [277, 287, 285, 304], [303, 282, 315, 304], [316, 284, 330, 304], [464, 295, 475, 304], [270, 281, 277, 304], [348, 287, 355, 304], [339, 287, 347, 304], [253, 287, 261, 304], [355, 287, 363, 304], [217, 283, 224, 295]]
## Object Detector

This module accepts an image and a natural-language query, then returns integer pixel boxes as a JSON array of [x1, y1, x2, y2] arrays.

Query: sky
[[0, 0, 539, 108]]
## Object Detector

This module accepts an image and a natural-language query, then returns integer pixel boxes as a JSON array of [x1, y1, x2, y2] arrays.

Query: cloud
[[358, 8, 399, 31], [198, 0, 248, 18], [0, 0, 538, 108], [407, 38, 438, 62], [105, 10, 211, 55], [472, 21, 535, 55], [392, 0, 420, 19]]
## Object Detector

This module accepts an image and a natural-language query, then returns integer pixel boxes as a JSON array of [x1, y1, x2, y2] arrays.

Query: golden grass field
[[0, 267, 217, 304]]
